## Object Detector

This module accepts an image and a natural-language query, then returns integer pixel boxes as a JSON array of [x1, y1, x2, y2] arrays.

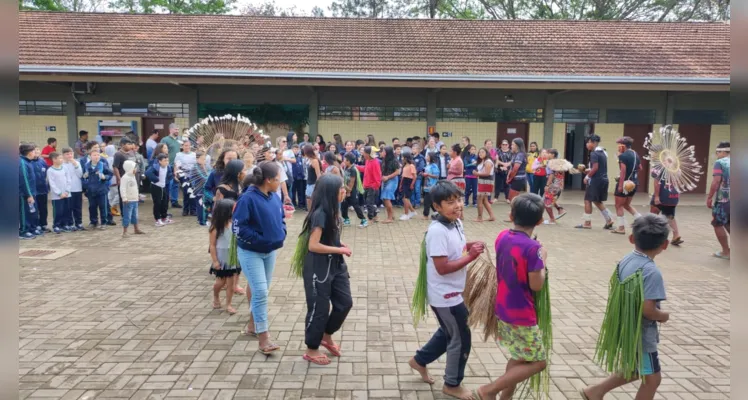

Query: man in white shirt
[[174, 141, 197, 216], [145, 130, 159, 160]]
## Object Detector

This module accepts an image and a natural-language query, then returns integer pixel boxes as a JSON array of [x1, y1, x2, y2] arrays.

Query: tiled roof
[[19, 11, 730, 79]]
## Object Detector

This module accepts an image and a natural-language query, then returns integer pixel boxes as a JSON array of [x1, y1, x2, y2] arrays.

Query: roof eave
[[18, 65, 730, 86]]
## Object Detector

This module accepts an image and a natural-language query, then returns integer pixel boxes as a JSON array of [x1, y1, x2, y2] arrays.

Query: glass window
[[554, 109, 599, 123], [437, 108, 543, 122], [607, 109, 656, 124], [673, 109, 728, 125], [319, 106, 427, 121], [19, 100, 66, 115]]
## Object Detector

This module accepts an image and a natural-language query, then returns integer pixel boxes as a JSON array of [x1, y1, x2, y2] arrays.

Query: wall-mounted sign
[[442, 131, 453, 137], [507, 128, 517, 134], [154, 124, 164, 129], [45, 126, 56, 132]]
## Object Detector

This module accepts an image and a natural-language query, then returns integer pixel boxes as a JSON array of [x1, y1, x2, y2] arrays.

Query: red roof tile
[[19, 11, 730, 79]]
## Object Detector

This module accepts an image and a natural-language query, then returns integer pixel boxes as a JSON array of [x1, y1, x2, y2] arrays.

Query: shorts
[[638, 351, 661, 376], [381, 177, 398, 200], [509, 177, 527, 192], [496, 320, 546, 362], [650, 198, 676, 218], [305, 183, 315, 198], [711, 201, 730, 227], [401, 177, 414, 198], [584, 179, 609, 203], [614, 187, 637, 198]]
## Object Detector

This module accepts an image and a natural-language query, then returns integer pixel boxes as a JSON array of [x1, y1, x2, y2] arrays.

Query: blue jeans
[[410, 176, 422, 206], [122, 201, 139, 228], [527, 174, 535, 194], [238, 248, 278, 334], [464, 177, 478, 205], [169, 178, 180, 205]]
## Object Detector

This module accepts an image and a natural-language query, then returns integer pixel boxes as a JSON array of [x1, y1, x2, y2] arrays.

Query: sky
[[236, 0, 333, 15]]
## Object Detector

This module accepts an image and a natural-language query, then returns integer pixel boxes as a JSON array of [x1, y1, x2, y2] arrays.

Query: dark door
[[677, 124, 711, 193], [142, 117, 175, 144], [623, 124, 652, 192], [496, 123, 529, 149]]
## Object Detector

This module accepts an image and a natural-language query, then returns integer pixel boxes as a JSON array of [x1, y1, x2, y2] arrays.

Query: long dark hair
[[323, 151, 338, 167], [301, 174, 343, 240], [220, 159, 244, 193], [461, 144, 474, 162], [402, 152, 414, 165], [314, 134, 325, 144], [151, 143, 168, 161], [476, 147, 490, 165], [303, 144, 317, 159], [512, 138, 526, 154], [366, 134, 376, 146], [425, 151, 437, 164], [381, 146, 398, 175], [209, 198, 235, 238], [214, 149, 238, 172], [245, 161, 280, 187]]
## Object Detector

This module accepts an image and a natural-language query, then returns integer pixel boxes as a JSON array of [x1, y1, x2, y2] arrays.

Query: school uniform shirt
[[33, 158, 48, 195], [425, 219, 467, 308], [19, 156, 36, 199], [438, 155, 449, 178], [84, 160, 113, 195], [46, 166, 70, 200], [282, 149, 295, 176], [618, 250, 666, 353], [174, 151, 197, 174], [62, 161, 83, 192], [494, 229, 545, 326], [510, 152, 528, 180]]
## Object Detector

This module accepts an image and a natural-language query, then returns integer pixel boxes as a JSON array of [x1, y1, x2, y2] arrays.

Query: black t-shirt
[[310, 209, 340, 247], [113, 151, 128, 177], [589, 149, 608, 181], [653, 171, 679, 206], [617, 149, 640, 183]]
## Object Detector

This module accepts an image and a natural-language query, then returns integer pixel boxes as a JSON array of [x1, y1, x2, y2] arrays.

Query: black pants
[[364, 188, 379, 220], [303, 253, 353, 350], [151, 185, 169, 221], [88, 192, 107, 225], [413, 303, 471, 387], [422, 191, 436, 217], [495, 171, 509, 199], [293, 178, 307, 209], [52, 199, 68, 229], [19, 196, 37, 235], [35, 194, 48, 229], [533, 175, 547, 197], [70, 191, 83, 226], [341, 195, 365, 221]]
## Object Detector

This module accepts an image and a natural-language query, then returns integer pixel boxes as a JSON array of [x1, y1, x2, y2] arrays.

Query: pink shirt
[[447, 157, 464, 180]]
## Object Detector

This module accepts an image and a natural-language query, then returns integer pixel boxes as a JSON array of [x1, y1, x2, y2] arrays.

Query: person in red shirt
[[41, 137, 57, 167], [357, 146, 381, 223]]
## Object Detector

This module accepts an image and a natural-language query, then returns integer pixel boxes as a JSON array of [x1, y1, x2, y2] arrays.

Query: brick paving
[[19, 195, 730, 400]]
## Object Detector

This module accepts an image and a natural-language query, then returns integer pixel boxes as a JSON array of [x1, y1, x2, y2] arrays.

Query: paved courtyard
[[19, 194, 730, 400]]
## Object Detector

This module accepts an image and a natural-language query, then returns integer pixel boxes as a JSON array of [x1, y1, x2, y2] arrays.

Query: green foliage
[[411, 235, 429, 326], [289, 230, 310, 278]]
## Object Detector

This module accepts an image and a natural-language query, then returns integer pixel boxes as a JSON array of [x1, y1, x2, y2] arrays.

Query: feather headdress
[[644, 125, 703, 193], [547, 158, 581, 174]]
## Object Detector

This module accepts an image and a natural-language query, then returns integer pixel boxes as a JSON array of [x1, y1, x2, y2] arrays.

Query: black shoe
[[106, 221, 117, 226], [171, 203, 182, 209], [182, 211, 188, 217]]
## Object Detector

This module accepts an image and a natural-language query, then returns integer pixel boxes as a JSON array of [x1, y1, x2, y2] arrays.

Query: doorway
[[142, 116, 175, 157], [564, 123, 594, 190], [677, 124, 711, 194], [623, 124, 652, 192], [496, 123, 529, 150]]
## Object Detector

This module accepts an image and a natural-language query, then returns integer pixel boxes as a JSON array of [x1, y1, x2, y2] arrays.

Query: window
[[19, 100, 66, 115], [436, 108, 543, 122], [84, 102, 189, 117], [673, 109, 728, 125], [554, 109, 599, 123], [607, 109, 656, 124], [319, 106, 427, 121]]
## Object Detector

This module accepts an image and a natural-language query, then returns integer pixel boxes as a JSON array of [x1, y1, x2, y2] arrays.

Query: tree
[[240, 0, 301, 16], [311, 5, 325, 16], [20, 0, 104, 11], [329, 0, 400, 18]]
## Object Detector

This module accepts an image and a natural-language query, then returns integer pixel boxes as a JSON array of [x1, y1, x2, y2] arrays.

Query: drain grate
[[19, 248, 76, 260]]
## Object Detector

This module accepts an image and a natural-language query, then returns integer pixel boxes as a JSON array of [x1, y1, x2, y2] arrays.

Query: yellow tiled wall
[[594, 123, 625, 193], [551, 123, 566, 154], [434, 122, 495, 147], [707, 124, 730, 191], [19, 116, 68, 147], [320, 121, 426, 145], [528, 123, 544, 148]]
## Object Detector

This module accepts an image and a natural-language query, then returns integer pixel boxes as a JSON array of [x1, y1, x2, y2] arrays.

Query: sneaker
[[42, 226, 51, 233], [53, 227, 62, 234], [348, 206, 354, 211], [399, 214, 411, 221], [106, 220, 117, 226], [171, 203, 182, 209], [98, 225, 106, 230], [66, 225, 76, 232], [33, 228, 43, 236], [155, 220, 165, 227], [88, 223, 97, 229], [165, 218, 174, 224], [19, 232, 35, 240], [408, 211, 417, 218], [343, 218, 351, 226], [359, 220, 369, 228], [76, 224, 86, 231]]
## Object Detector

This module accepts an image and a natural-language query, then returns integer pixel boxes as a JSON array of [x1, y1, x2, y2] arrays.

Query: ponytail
[[246, 161, 280, 187]]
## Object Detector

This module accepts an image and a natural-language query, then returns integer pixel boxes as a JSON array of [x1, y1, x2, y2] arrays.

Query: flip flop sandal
[[258, 343, 280, 355], [557, 211, 567, 220], [243, 328, 257, 337], [713, 251, 730, 260], [610, 230, 626, 235], [303, 353, 331, 365], [574, 224, 592, 229], [671, 237, 684, 246], [603, 222, 614, 230], [320, 341, 341, 357], [579, 389, 591, 400]]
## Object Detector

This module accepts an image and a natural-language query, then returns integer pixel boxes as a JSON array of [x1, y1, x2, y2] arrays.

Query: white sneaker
[[408, 211, 417, 218], [543, 220, 556, 225], [165, 218, 174, 224], [399, 214, 410, 221], [155, 220, 165, 227]]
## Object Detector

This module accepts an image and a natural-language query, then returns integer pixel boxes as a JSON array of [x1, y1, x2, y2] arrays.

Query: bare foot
[[421, 216, 430, 220], [408, 358, 435, 384], [486, 218, 495, 222], [473, 218, 483, 222], [476, 385, 494, 400], [382, 219, 394, 224], [442, 384, 474, 400], [212, 299, 221, 309], [226, 306, 236, 315], [580, 387, 600, 400], [134, 229, 145, 235]]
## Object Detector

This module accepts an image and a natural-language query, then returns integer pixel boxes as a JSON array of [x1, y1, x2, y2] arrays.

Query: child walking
[[46, 152, 71, 234], [83, 148, 112, 229], [421, 151, 439, 220], [474, 147, 496, 222], [209, 199, 241, 314], [477, 193, 548, 400], [409, 180, 485, 400], [341, 153, 367, 228], [463, 144, 478, 207], [380, 146, 401, 224], [358, 146, 381, 223], [120, 160, 145, 236], [543, 149, 569, 225], [301, 174, 354, 365], [582, 214, 670, 400], [398, 153, 417, 220], [62, 148, 84, 231], [145, 153, 173, 226]]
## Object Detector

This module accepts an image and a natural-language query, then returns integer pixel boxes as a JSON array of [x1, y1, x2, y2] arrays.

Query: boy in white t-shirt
[[409, 180, 485, 400]]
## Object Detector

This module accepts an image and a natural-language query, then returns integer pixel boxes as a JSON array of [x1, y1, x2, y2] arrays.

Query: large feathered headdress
[[181, 114, 272, 163], [643, 125, 703, 193]]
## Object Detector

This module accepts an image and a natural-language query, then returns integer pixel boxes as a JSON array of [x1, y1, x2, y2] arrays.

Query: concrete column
[[665, 92, 675, 124], [188, 87, 199, 125], [66, 92, 78, 146], [598, 108, 607, 124], [308, 88, 318, 137], [542, 93, 555, 148], [427, 90, 437, 127]]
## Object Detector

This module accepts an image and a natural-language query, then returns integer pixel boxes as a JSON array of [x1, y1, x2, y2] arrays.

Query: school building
[[19, 11, 730, 193]]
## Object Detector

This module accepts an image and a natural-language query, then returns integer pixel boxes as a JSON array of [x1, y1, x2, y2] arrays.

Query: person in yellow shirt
[[526, 142, 539, 193]]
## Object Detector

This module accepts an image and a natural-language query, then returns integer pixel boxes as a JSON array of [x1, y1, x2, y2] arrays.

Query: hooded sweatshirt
[[84, 159, 113, 196], [119, 160, 139, 202], [233, 186, 287, 253], [33, 157, 48, 195]]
